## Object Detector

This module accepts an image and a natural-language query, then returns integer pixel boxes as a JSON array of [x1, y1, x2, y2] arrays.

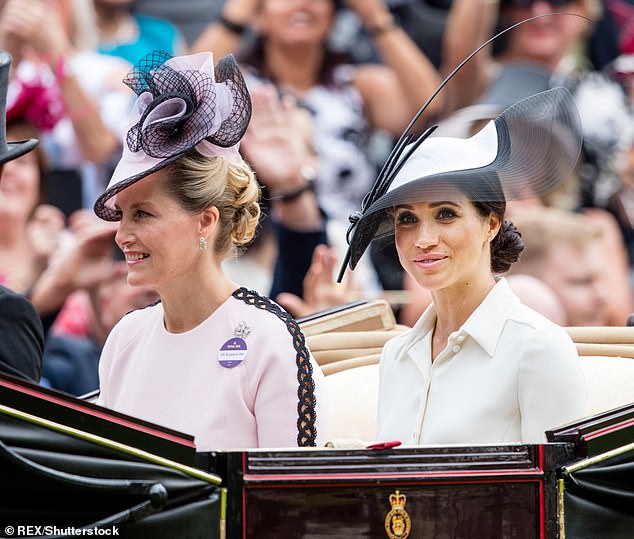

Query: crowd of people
[[0, 0, 633, 450]]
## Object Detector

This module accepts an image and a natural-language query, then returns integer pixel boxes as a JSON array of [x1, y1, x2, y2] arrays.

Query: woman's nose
[[114, 221, 129, 249], [414, 222, 439, 249]]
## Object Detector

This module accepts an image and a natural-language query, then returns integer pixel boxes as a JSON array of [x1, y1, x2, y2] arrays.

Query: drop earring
[[199, 236, 208, 251]]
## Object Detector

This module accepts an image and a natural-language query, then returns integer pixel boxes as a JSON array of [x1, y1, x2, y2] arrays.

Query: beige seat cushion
[[307, 329, 404, 367], [300, 300, 397, 337], [580, 355, 634, 415], [565, 326, 634, 346], [325, 363, 379, 442]]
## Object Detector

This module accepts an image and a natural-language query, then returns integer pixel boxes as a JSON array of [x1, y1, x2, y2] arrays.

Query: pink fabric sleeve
[[250, 329, 328, 448]]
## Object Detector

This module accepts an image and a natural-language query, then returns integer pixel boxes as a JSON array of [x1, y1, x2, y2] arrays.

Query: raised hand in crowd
[[190, 0, 259, 58], [276, 243, 360, 319], [0, 0, 69, 67], [29, 210, 120, 318], [240, 82, 327, 299], [0, 120, 65, 294], [27, 204, 66, 271], [0, 0, 129, 171], [241, 83, 322, 232]]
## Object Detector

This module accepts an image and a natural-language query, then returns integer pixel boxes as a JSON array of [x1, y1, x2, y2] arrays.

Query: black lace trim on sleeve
[[232, 287, 318, 447]]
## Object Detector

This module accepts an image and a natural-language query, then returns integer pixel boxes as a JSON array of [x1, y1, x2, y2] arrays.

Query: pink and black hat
[[94, 50, 251, 221]]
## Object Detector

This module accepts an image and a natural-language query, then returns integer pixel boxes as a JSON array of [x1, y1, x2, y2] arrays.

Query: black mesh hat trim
[[232, 287, 318, 447], [93, 151, 185, 221], [127, 88, 201, 158], [94, 51, 252, 222], [123, 50, 173, 95], [209, 55, 252, 148], [124, 55, 241, 158]]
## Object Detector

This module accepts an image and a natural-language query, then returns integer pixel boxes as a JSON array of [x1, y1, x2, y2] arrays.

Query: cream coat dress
[[376, 278, 588, 445]]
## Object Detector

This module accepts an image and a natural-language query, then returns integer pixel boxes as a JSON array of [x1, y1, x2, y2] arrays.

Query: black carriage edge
[[1, 369, 634, 538]]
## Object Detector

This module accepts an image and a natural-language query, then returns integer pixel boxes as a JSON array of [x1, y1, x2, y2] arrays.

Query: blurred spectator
[[441, 0, 602, 113], [30, 209, 158, 394], [573, 68, 633, 209], [0, 0, 133, 209], [330, 0, 452, 69], [0, 49, 44, 383], [132, 0, 224, 47], [608, 53, 634, 104], [192, 0, 442, 223], [439, 0, 634, 210], [607, 141, 634, 263], [93, 0, 185, 65], [579, 0, 634, 216], [505, 274, 567, 325], [0, 120, 65, 294], [274, 243, 362, 318], [507, 206, 633, 326], [30, 210, 121, 323], [42, 258, 158, 396], [587, 0, 634, 70], [239, 83, 328, 299], [191, 0, 443, 297]]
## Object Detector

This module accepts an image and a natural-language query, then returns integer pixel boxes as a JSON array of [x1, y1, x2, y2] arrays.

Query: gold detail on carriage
[[385, 489, 411, 538]]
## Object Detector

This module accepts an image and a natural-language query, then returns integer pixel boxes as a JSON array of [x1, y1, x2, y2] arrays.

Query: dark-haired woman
[[378, 182, 590, 445], [342, 88, 589, 445]]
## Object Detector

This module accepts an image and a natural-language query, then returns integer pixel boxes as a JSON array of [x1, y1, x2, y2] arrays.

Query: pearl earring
[[199, 236, 208, 251]]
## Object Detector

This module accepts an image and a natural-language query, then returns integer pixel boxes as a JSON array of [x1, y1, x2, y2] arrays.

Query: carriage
[[2, 301, 634, 538]]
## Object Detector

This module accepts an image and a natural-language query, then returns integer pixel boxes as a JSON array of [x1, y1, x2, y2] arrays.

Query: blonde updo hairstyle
[[164, 149, 261, 259]]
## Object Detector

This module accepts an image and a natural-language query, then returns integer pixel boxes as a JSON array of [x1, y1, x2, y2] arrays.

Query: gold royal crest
[[384, 490, 411, 539]]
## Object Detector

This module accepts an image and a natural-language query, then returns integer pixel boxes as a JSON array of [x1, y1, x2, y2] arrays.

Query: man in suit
[[0, 49, 42, 382]]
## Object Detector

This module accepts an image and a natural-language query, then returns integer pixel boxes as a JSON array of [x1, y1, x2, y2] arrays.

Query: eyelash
[[395, 207, 457, 225], [396, 211, 417, 225], [436, 207, 457, 220]]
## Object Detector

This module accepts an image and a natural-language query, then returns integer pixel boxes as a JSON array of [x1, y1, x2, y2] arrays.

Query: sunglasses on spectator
[[502, 0, 574, 7]]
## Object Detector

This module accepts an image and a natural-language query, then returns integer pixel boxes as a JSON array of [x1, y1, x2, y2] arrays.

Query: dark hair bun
[[491, 219, 524, 273]]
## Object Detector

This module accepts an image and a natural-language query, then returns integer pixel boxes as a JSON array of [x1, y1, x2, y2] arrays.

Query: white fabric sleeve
[[518, 324, 588, 443]]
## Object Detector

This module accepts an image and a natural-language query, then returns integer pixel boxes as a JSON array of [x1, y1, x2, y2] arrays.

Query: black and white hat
[[343, 86, 583, 273]]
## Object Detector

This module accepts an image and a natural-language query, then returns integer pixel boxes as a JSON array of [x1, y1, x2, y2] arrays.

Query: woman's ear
[[200, 205, 220, 237], [488, 213, 502, 240]]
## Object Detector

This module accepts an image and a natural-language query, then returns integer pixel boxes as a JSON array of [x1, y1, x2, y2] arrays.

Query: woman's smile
[[124, 251, 149, 266], [413, 254, 448, 269]]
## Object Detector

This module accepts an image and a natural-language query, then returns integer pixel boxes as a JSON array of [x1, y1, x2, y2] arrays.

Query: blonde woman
[[94, 50, 327, 450]]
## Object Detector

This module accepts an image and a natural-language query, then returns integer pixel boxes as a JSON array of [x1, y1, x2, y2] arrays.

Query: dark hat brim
[[0, 139, 38, 165]]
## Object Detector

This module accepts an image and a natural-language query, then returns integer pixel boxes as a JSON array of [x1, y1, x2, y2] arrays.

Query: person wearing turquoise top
[[94, 0, 185, 64]]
